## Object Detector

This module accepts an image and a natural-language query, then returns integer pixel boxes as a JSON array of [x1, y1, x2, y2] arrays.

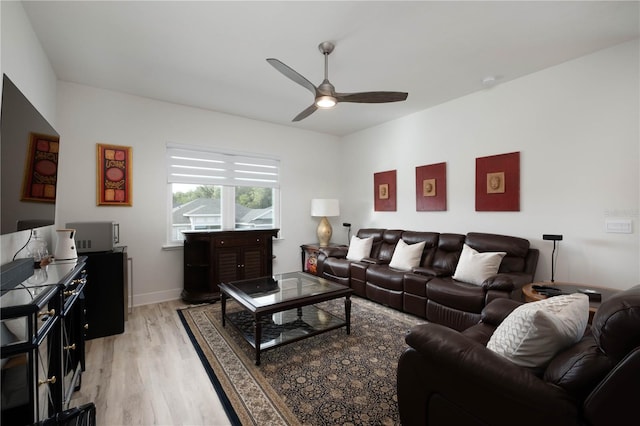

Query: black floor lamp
[[542, 234, 563, 282], [343, 223, 351, 242]]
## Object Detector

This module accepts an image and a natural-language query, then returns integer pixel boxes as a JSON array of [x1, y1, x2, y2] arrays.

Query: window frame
[[166, 144, 281, 246]]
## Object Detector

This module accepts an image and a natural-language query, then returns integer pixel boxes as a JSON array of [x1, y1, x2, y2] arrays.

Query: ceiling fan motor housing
[[318, 41, 335, 55]]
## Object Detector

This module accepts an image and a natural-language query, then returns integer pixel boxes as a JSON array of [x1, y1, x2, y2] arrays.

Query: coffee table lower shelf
[[223, 305, 349, 365]]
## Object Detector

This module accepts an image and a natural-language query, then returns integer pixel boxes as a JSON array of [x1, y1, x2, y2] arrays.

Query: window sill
[[162, 243, 183, 251]]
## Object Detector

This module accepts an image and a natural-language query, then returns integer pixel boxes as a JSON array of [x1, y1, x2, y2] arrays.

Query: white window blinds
[[166, 144, 280, 189]]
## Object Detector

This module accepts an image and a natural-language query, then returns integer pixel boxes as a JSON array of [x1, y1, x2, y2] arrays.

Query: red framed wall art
[[416, 162, 447, 211], [96, 143, 133, 206], [475, 151, 520, 211], [374, 170, 397, 211]]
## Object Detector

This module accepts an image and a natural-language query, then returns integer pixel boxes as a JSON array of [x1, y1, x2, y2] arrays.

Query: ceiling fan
[[267, 41, 408, 122]]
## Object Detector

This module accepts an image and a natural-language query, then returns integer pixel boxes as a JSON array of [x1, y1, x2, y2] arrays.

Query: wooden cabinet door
[[216, 249, 240, 284], [216, 247, 265, 282], [243, 246, 265, 279]]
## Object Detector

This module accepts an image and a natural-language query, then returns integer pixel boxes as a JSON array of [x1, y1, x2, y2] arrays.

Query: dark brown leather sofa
[[397, 284, 640, 426], [317, 228, 539, 330]]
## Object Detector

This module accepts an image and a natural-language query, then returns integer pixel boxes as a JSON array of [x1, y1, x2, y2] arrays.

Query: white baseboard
[[133, 288, 182, 307]]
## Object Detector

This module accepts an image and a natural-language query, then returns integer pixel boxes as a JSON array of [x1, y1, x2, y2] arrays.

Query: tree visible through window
[[167, 144, 280, 243]]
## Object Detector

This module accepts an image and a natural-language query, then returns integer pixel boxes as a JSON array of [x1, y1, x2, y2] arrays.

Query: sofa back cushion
[[431, 233, 465, 274], [401, 231, 439, 267], [465, 232, 530, 273], [591, 284, 640, 362], [543, 332, 614, 401], [543, 286, 640, 400], [376, 229, 403, 262]]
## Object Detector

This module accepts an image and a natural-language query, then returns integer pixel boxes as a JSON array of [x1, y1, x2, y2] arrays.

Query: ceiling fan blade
[[292, 104, 318, 122], [335, 91, 408, 104], [266, 58, 317, 96]]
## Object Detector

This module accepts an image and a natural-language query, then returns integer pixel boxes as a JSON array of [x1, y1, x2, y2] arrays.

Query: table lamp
[[542, 234, 563, 282], [311, 199, 340, 247]]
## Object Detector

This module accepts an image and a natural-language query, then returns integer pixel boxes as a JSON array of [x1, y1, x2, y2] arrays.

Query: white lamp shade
[[311, 199, 340, 217]]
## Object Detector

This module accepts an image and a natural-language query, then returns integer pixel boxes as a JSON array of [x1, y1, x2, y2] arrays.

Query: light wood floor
[[70, 300, 232, 426]]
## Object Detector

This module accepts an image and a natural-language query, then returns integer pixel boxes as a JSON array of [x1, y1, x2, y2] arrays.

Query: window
[[166, 144, 280, 244]]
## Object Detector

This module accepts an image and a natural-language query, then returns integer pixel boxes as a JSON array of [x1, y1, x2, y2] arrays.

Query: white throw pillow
[[346, 236, 374, 261], [389, 239, 426, 271], [487, 293, 589, 368], [452, 244, 506, 285]]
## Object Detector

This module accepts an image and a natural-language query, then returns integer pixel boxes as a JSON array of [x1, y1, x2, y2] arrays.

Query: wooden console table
[[523, 282, 619, 324], [182, 229, 279, 303]]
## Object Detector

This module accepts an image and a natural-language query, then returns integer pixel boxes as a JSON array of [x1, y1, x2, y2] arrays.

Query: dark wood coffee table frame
[[219, 272, 353, 365]]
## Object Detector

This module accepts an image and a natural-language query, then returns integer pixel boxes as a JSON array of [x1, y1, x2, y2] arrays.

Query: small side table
[[300, 243, 346, 275], [523, 282, 619, 324]]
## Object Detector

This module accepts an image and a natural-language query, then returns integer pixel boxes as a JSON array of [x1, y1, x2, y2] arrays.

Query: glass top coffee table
[[219, 271, 353, 365]]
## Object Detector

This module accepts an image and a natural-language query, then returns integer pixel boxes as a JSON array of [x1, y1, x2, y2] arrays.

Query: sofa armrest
[[583, 347, 640, 426], [480, 298, 522, 326], [398, 323, 578, 426], [481, 274, 515, 292], [412, 266, 451, 277], [361, 257, 389, 265], [489, 272, 534, 289], [319, 246, 348, 258]]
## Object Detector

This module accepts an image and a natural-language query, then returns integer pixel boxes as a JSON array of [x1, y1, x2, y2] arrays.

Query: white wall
[[0, 1, 58, 263], [55, 83, 342, 305], [340, 40, 639, 290]]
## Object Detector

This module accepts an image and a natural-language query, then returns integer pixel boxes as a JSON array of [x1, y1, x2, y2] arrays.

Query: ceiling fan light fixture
[[315, 95, 337, 109]]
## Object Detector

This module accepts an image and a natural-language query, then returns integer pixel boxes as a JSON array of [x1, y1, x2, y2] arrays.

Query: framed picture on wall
[[21, 132, 60, 203], [416, 162, 446, 211], [475, 151, 520, 211], [96, 143, 133, 206], [374, 170, 397, 211]]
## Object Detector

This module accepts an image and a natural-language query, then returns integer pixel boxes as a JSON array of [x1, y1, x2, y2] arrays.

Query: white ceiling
[[22, 1, 640, 136]]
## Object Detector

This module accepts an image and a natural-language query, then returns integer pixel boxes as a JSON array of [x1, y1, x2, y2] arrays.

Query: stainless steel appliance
[[65, 221, 119, 253]]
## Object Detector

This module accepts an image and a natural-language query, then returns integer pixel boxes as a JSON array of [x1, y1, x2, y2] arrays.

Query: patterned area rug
[[178, 296, 425, 425]]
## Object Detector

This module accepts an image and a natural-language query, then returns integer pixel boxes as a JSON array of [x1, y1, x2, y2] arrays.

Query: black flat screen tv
[[1, 74, 59, 235]]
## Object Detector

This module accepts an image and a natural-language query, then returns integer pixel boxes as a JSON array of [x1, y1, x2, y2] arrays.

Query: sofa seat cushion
[[366, 264, 404, 291], [487, 293, 589, 368], [427, 278, 486, 313]]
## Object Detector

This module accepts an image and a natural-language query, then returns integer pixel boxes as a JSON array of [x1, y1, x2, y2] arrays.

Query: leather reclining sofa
[[397, 285, 640, 426], [317, 228, 539, 331]]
